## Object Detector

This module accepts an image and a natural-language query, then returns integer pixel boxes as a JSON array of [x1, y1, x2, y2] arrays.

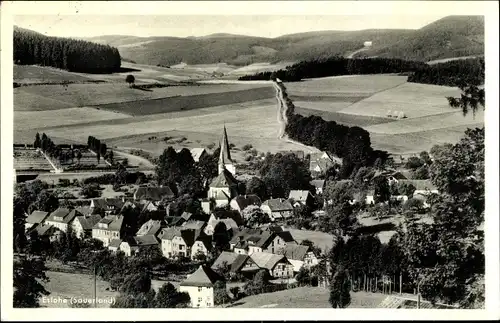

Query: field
[[285, 228, 335, 253], [284, 74, 484, 154], [14, 148, 53, 171], [231, 287, 386, 308], [14, 65, 484, 157], [14, 82, 270, 111]]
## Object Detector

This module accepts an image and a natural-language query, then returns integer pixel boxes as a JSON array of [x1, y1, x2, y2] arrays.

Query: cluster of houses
[[22, 126, 439, 308]]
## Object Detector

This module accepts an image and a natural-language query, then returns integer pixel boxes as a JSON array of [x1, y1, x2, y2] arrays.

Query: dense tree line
[[408, 57, 484, 87], [279, 83, 389, 178], [239, 56, 425, 81], [87, 136, 110, 163], [14, 28, 121, 73]]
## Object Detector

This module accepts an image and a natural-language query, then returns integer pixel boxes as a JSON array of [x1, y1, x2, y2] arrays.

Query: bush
[[242, 144, 253, 151], [249, 149, 258, 156], [58, 179, 71, 187], [81, 183, 101, 198], [244, 154, 253, 162]]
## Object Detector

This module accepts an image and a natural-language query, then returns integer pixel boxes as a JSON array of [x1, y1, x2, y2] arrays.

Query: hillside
[[77, 15, 483, 66], [358, 16, 484, 61]]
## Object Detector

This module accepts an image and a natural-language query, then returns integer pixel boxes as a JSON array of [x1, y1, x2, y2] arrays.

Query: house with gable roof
[[71, 214, 102, 239], [25, 210, 49, 231], [45, 208, 80, 233], [309, 152, 336, 178], [249, 252, 294, 279], [211, 251, 260, 277], [90, 198, 125, 215], [229, 194, 262, 213], [260, 198, 294, 221], [158, 226, 207, 259], [277, 244, 319, 272], [190, 235, 213, 260], [310, 180, 325, 195], [92, 215, 124, 247], [179, 265, 225, 308], [119, 235, 159, 257], [204, 213, 239, 236], [136, 219, 163, 237], [288, 190, 314, 208]]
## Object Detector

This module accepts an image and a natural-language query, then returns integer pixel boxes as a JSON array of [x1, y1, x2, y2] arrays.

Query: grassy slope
[[232, 287, 387, 308]]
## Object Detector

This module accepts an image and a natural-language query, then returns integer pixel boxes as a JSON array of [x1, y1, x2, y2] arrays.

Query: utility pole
[[93, 265, 97, 308]]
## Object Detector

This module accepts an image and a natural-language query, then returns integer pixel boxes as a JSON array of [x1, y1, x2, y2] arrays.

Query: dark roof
[[211, 251, 250, 273], [46, 208, 79, 224], [195, 235, 213, 251], [26, 211, 49, 224], [165, 216, 184, 226], [278, 244, 309, 261], [180, 265, 225, 287], [230, 228, 275, 249], [276, 231, 296, 243], [134, 235, 159, 246], [35, 224, 57, 237], [230, 195, 262, 210], [310, 158, 333, 173], [76, 214, 103, 230], [134, 186, 175, 201], [209, 169, 238, 188], [262, 198, 293, 212], [181, 229, 198, 247], [91, 198, 125, 210]]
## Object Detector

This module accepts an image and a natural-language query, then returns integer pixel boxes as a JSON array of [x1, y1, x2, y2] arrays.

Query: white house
[[229, 195, 261, 213], [158, 227, 202, 259], [119, 235, 159, 257], [179, 265, 225, 308], [45, 208, 79, 233], [249, 252, 295, 279], [92, 215, 124, 247], [190, 236, 213, 260]]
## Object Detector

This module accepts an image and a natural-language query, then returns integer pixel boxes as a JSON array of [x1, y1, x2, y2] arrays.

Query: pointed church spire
[[221, 124, 231, 162], [218, 124, 235, 175]]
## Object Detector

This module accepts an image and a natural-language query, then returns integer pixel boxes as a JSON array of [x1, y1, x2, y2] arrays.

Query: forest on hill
[[407, 57, 484, 86], [14, 27, 122, 73], [239, 57, 426, 82], [239, 56, 485, 87]]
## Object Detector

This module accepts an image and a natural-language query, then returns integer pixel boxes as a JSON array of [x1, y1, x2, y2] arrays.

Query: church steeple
[[218, 124, 235, 175]]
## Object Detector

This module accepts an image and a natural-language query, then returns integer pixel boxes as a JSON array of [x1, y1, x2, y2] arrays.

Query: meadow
[[14, 82, 270, 111], [231, 287, 387, 308]]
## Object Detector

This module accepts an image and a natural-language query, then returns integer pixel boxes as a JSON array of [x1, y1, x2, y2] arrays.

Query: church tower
[[218, 125, 235, 175]]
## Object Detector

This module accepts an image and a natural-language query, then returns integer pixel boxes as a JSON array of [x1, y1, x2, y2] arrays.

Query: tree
[[120, 272, 152, 296], [403, 198, 424, 213], [329, 266, 351, 308], [81, 184, 101, 198], [126, 74, 135, 87], [412, 165, 430, 180], [76, 150, 82, 164], [32, 189, 59, 213], [13, 197, 28, 253], [373, 176, 390, 204], [107, 149, 114, 164], [213, 280, 230, 305], [446, 83, 485, 117], [241, 205, 271, 227], [213, 222, 230, 252], [96, 150, 101, 164], [300, 239, 322, 257], [398, 182, 416, 198], [155, 282, 191, 308], [34, 133, 41, 148], [402, 127, 484, 306], [296, 266, 312, 286], [259, 153, 312, 198], [13, 256, 50, 307], [405, 156, 424, 170], [245, 177, 269, 200]]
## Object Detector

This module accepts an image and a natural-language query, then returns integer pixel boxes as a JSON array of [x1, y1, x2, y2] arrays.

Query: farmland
[[14, 65, 484, 158], [14, 82, 271, 111], [284, 74, 484, 154], [14, 148, 53, 171]]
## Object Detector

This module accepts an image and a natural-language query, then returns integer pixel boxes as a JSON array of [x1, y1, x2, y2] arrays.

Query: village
[[16, 122, 444, 308]]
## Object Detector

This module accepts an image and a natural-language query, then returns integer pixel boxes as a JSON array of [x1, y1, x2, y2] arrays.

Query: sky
[[14, 15, 448, 39]]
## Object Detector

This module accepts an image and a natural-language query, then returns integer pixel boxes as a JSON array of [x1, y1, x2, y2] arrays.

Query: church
[[208, 126, 240, 207]]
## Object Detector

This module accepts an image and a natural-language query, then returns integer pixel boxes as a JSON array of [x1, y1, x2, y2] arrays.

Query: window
[[198, 287, 203, 292], [198, 297, 203, 302]]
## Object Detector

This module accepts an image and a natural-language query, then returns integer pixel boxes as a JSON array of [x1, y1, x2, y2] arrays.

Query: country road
[[113, 148, 156, 170], [347, 46, 370, 59], [273, 81, 321, 154]]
